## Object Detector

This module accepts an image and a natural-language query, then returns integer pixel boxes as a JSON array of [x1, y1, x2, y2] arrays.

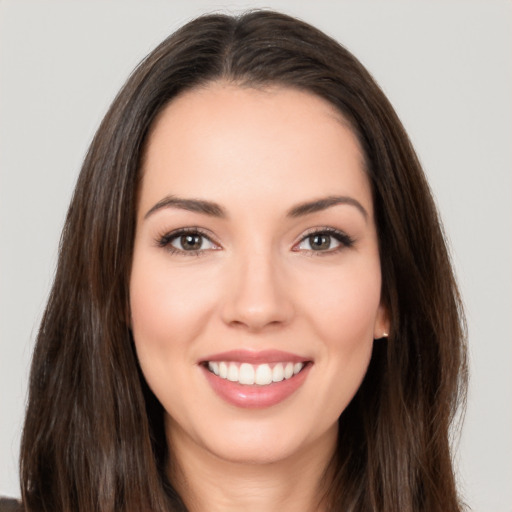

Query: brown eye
[[308, 234, 332, 251], [157, 229, 218, 254], [178, 234, 203, 251], [295, 228, 355, 254]]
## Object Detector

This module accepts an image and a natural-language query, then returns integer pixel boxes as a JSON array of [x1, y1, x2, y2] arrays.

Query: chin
[[188, 414, 338, 468]]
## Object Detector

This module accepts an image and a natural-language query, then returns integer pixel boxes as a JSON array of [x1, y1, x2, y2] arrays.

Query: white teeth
[[207, 361, 305, 386], [239, 363, 255, 385], [208, 361, 219, 376], [272, 363, 284, 382], [255, 364, 272, 385], [227, 363, 239, 382]]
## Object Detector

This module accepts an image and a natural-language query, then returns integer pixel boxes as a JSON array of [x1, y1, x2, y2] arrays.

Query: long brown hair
[[20, 10, 467, 512]]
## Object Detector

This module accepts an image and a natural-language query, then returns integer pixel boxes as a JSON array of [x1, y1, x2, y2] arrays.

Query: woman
[[12, 10, 466, 512]]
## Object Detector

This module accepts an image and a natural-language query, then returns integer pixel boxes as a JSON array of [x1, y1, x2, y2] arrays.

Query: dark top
[[0, 498, 23, 512]]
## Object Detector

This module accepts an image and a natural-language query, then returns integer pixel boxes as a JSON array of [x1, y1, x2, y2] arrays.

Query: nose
[[220, 249, 295, 332]]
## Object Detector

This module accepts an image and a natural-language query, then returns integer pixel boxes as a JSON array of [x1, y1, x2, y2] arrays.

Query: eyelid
[[292, 226, 355, 254], [155, 227, 221, 255], [155, 225, 354, 256]]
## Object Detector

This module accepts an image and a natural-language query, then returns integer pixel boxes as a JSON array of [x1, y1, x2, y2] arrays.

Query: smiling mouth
[[204, 361, 308, 386]]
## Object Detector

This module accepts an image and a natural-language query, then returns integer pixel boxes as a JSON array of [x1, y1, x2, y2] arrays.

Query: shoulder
[[0, 497, 24, 512]]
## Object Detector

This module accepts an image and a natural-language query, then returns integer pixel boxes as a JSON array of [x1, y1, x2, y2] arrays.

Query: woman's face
[[130, 83, 388, 466]]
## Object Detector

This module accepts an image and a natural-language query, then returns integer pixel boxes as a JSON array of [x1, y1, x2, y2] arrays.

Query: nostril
[[227, 317, 289, 332]]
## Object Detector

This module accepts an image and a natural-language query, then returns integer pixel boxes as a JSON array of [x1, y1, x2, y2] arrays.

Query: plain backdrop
[[1, 1, 511, 510]]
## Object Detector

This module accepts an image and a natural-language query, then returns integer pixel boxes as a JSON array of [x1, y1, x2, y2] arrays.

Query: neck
[[166, 421, 337, 512]]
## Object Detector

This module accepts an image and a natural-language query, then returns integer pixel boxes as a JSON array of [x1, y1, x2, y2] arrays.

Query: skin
[[130, 83, 389, 512]]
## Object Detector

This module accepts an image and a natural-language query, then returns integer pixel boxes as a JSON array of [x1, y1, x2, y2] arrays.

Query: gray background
[[1, 1, 511, 510]]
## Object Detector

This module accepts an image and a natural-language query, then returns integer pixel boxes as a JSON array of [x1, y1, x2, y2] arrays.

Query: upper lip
[[200, 349, 311, 365]]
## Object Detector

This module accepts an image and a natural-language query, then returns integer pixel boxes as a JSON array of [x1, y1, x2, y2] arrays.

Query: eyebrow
[[286, 195, 368, 221], [144, 196, 226, 219], [144, 194, 368, 221]]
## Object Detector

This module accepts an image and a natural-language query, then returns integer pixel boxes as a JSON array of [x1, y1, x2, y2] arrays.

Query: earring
[[382, 332, 389, 338]]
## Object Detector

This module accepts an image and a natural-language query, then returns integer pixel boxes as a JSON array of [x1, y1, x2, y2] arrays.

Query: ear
[[373, 303, 390, 340]]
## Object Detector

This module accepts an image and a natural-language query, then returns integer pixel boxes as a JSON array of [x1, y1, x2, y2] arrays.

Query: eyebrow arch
[[286, 195, 368, 221], [144, 196, 227, 219], [144, 194, 368, 222]]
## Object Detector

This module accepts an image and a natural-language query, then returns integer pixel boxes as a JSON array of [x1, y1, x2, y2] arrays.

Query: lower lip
[[201, 364, 311, 409]]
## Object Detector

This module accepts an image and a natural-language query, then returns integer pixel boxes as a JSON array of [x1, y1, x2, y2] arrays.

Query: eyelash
[[156, 227, 217, 257], [155, 226, 355, 257], [295, 227, 355, 256]]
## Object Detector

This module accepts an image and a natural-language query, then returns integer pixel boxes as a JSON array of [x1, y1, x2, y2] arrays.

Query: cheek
[[128, 254, 216, 416], [297, 259, 381, 404], [129, 254, 219, 404], [299, 258, 382, 343], [130, 254, 217, 346]]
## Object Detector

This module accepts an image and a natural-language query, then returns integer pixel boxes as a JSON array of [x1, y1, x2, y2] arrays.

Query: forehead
[[139, 83, 372, 218]]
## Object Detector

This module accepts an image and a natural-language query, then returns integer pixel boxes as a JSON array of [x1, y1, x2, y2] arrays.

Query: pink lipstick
[[200, 350, 312, 408]]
